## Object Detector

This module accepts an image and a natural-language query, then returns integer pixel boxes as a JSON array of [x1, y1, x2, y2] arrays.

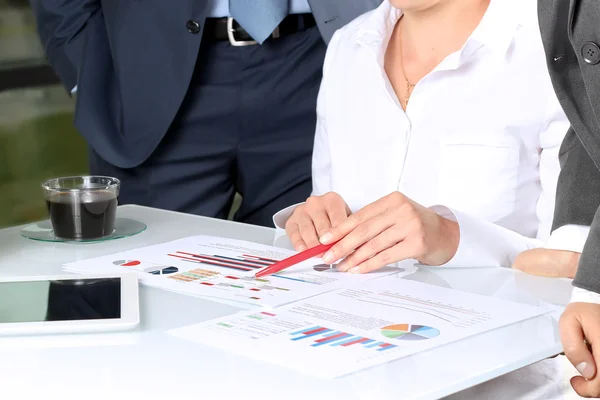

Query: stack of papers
[[168, 277, 548, 378], [64, 235, 550, 378], [63, 235, 401, 308]]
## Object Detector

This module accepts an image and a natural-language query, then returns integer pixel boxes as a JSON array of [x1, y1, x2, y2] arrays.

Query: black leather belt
[[204, 13, 316, 46]]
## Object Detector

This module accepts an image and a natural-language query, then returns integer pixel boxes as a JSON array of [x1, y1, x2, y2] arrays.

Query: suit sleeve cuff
[[545, 224, 590, 253], [571, 287, 600, 304], [429, 205, 542, 268], [272, 203, 303, 230]]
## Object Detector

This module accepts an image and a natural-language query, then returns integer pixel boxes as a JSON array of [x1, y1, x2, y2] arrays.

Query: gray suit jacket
[[29, 0, 382, 169], [539, 0, 600, 293]]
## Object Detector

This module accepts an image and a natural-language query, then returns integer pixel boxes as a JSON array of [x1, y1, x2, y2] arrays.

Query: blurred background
[[0, 0, 90, 229]]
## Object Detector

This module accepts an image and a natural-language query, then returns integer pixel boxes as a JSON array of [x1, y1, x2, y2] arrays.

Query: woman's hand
[[512, 248, 580, 278], [285, 192, 351, 251], [319, 192, 460, 273]]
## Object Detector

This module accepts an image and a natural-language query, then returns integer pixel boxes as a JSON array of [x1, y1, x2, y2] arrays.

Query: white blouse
[[274, 0, 570, 269]]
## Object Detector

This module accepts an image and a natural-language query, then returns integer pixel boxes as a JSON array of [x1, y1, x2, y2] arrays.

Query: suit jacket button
[[186, 20, 201, 34], [582, 42, 600, 64]]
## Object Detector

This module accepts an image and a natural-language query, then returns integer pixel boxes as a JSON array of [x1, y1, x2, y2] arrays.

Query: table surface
[[0, 205, 572, 400]]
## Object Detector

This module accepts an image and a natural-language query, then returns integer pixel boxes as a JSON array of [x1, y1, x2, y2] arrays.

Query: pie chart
[[150, 266, 179, 275], [381, 324, 440, 341], [113, 260, 141, 267]]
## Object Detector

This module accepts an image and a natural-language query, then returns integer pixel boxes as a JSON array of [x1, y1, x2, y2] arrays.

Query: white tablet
[[0, 273, 139, 336]]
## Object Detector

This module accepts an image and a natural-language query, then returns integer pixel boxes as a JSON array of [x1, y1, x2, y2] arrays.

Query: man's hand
[[512, 248, 580, 278], [319, 192, 460, 273], [285, 192, 351, 252], [560, 302, 600, 397]]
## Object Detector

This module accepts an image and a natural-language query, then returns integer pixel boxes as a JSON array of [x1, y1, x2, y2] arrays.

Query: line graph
[[339, 289, 492, 326]]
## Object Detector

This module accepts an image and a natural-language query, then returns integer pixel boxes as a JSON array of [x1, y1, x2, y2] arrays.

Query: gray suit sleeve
[[552, 127, 600, 229], [553, 128, 600, 293], [576, 207, 600, 293]]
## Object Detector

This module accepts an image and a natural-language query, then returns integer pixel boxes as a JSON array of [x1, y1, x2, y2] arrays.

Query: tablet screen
[[0, 278, 121, 323]]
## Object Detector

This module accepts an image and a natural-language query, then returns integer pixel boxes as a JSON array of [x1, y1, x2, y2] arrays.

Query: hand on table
[[285, 192, 351, 251], [318, 192, 460, 273], [512, 248, 580, 278], [560, 302, 600, 397]]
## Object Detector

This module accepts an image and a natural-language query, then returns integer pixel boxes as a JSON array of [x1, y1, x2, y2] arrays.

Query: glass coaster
[[20, 218, 147, 243]]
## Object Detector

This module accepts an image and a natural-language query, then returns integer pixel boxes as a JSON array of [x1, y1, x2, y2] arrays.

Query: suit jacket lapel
[[568, 0, 578, 36], [308, 0, 383, 44]]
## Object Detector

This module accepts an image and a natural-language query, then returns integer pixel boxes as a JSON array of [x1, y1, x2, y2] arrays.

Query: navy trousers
[[89, 24, 325, 227]]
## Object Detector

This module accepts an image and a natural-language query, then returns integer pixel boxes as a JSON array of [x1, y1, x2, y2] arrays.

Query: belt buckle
[[227, 17, 257, 46]]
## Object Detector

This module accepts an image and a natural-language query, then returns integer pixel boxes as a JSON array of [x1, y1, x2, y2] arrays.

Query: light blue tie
[[229, 0, 289, 44]]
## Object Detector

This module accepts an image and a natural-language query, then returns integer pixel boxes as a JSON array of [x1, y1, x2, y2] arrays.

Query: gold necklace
[[400, 53, 415, 108], [397, 18, 415, 108]]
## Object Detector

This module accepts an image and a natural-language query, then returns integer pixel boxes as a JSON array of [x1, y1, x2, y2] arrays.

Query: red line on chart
[[315, 333, 348, 343], [341, 338, 371, 347], [261, 312, 276, 317], [303, 327, 329, 336]]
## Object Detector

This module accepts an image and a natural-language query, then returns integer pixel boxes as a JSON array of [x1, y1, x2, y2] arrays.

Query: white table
[[0, 205, 573, 400]]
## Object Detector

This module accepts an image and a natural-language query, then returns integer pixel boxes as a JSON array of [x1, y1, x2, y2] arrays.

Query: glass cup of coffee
[[41, 176, 120, 240]]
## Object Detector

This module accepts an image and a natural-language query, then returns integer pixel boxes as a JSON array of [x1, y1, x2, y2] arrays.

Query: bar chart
[[290, 326, 397, 352], [167, 250, 277, 272], [167, 268, 290, 299]]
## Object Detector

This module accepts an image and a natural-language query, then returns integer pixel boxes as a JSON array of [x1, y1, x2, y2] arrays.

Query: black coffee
[[46, 190, 118, 239]]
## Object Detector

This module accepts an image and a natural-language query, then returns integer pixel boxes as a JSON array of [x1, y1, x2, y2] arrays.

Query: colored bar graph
[[242, 254, 278, 263], [167, 254, 252, 272], [177, 252, 264, 269], [312, 333, 352, 346], [216, 255, 271, 267], [340, 337, 372, 347], [289, 326, 397, 352], [304, 327, 329, 335], [291, 327, 332, 340], [291, 326, 322, 335], [378, 343, 397, 351]]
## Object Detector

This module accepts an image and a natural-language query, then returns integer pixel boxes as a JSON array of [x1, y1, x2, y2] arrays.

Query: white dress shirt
[[271, 2, 585, 398], [274, 0, 570, 270], [274, 0, 600, 306]]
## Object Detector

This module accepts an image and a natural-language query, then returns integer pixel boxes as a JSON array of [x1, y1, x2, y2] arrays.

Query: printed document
[[168, 277, 548, 378], [63, 235, 401, 307]]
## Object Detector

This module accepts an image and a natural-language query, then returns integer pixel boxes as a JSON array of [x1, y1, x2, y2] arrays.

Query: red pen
[[254, 242, 337, 278]]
